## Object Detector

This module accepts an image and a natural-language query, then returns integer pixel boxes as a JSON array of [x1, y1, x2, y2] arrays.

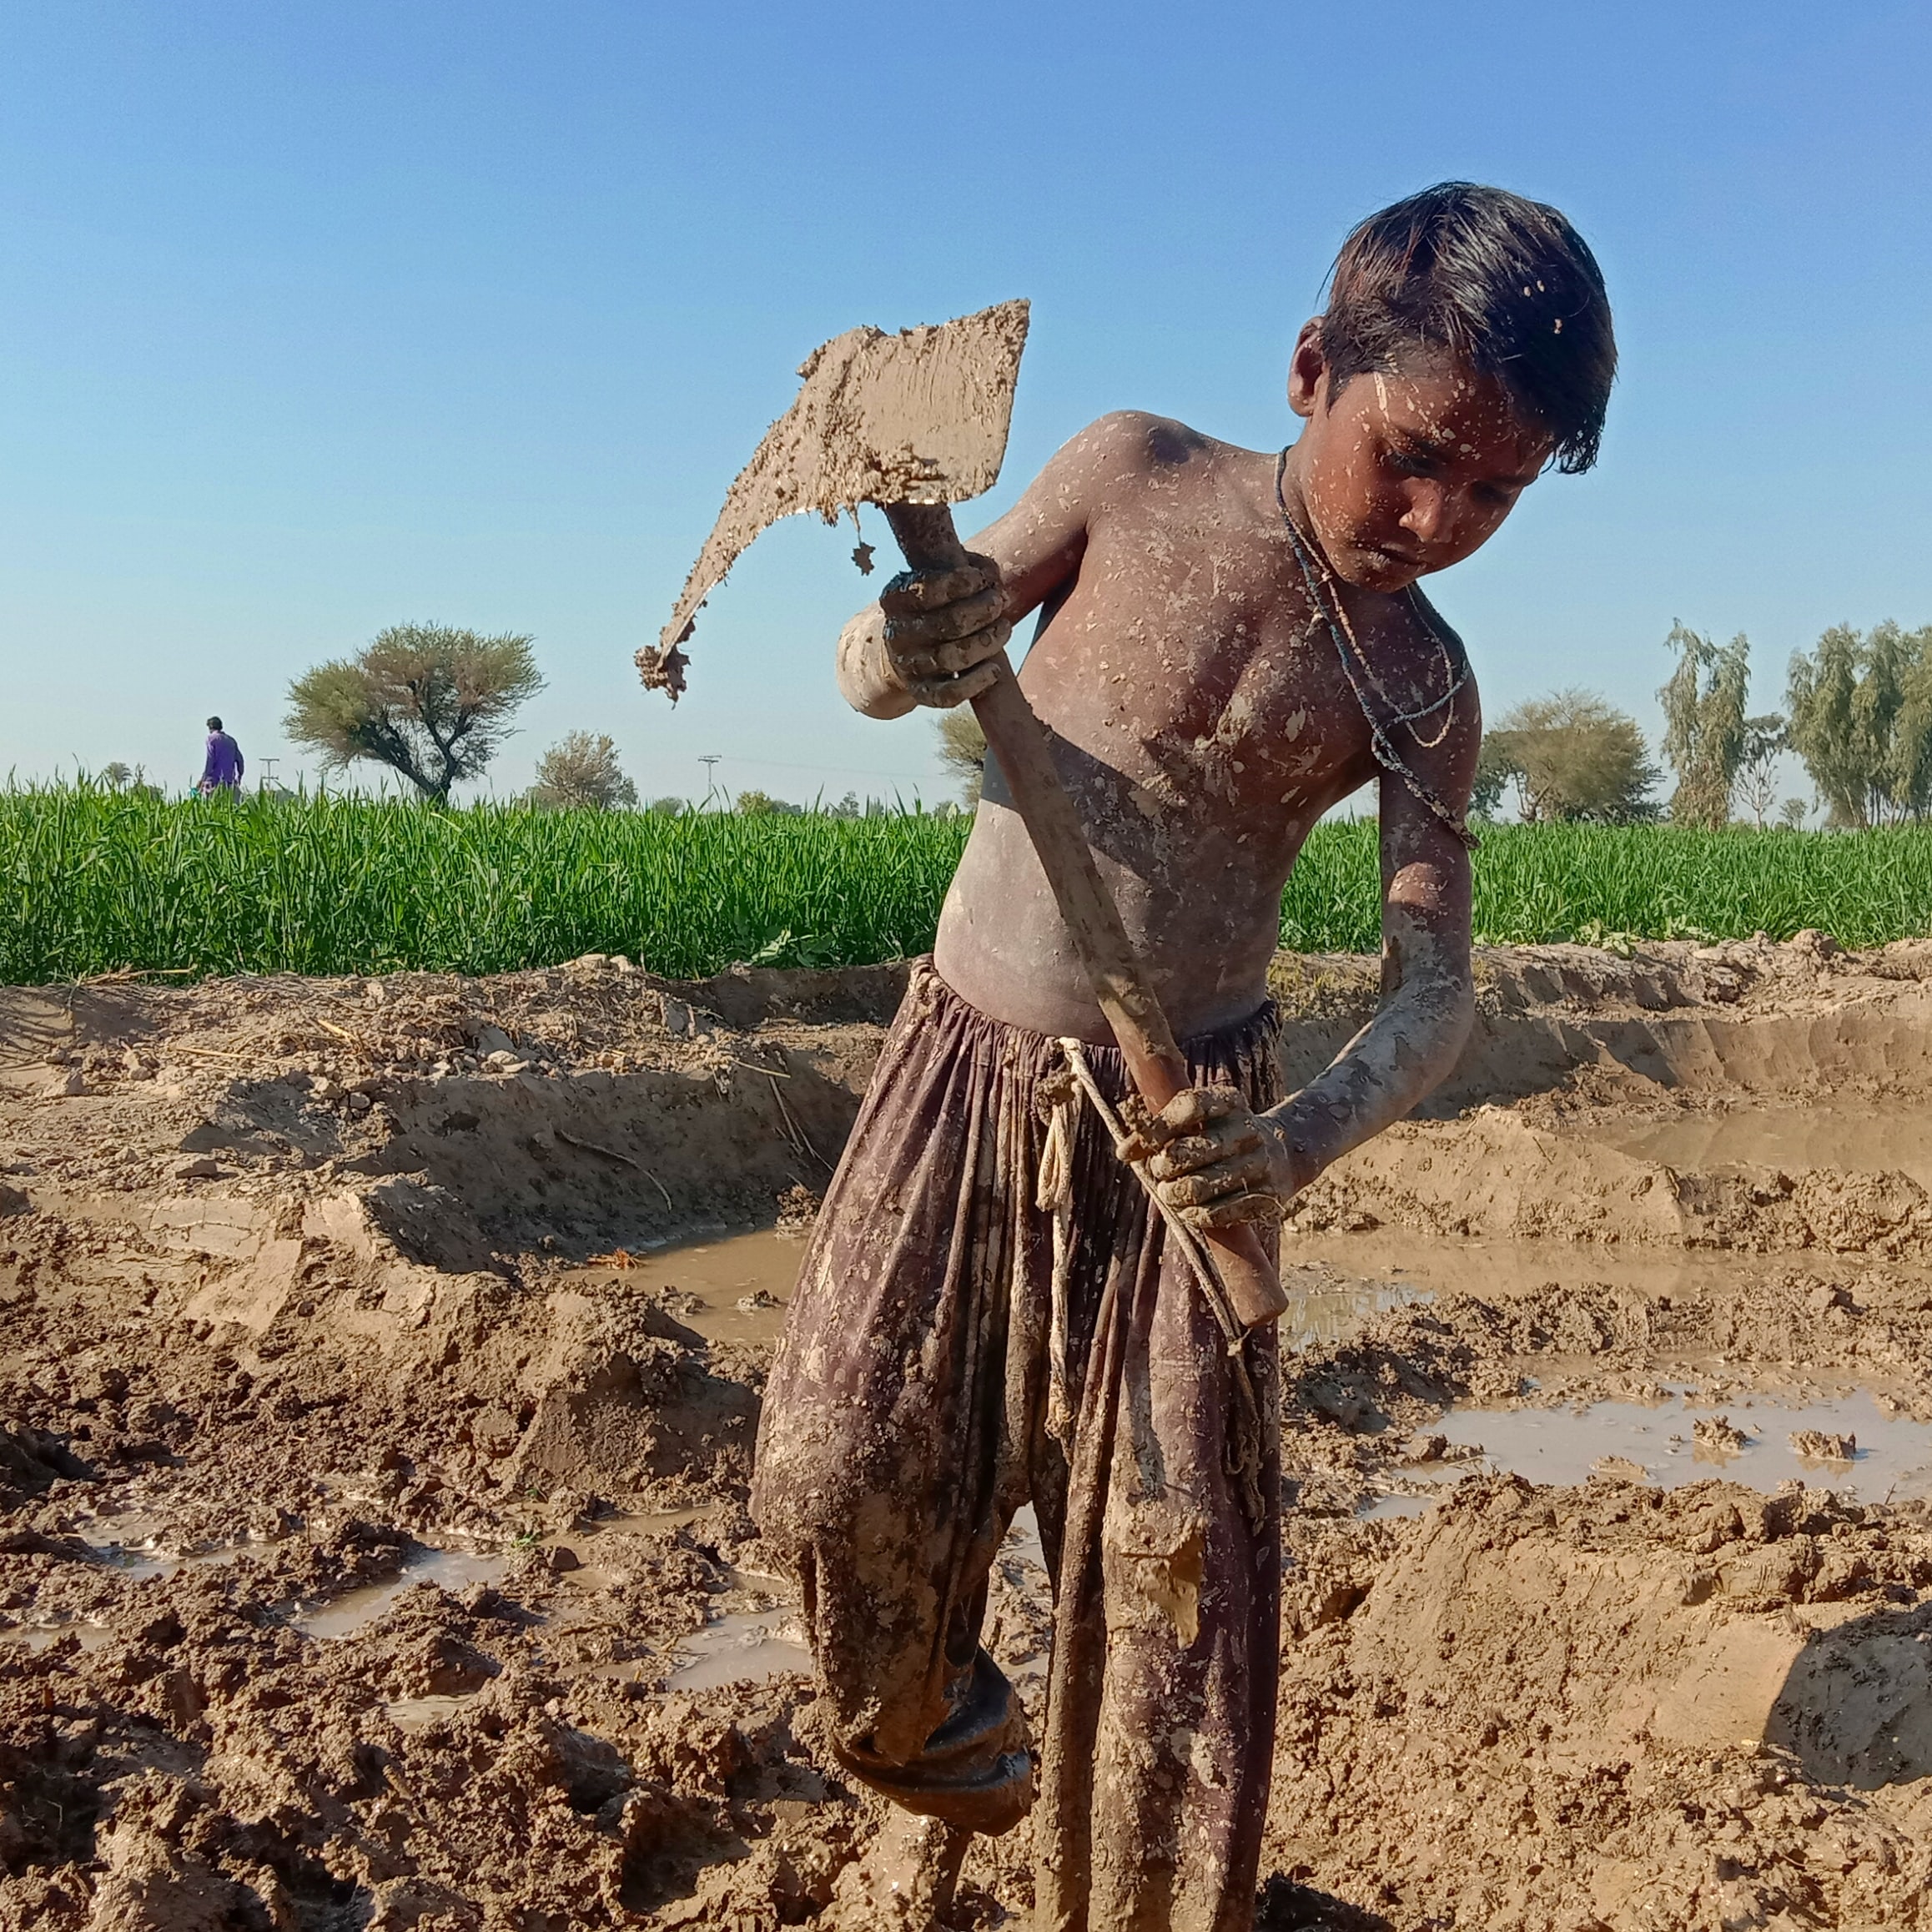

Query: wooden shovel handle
[[883, 501, 1289, 1328]]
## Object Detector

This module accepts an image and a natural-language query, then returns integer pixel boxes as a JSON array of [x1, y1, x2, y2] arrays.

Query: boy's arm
[[1267, 759, 1477, 1188], [1128, 697, 1479, 1227], [835, 414, 1148, 718]]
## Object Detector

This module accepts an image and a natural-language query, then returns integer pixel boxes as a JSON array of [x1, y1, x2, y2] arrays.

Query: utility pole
[[698, 755, 722, 807]]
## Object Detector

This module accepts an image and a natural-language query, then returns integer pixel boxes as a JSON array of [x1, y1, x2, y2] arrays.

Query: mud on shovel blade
[[648, 301, 1034, 692], [652, 299, 1286, 1326]]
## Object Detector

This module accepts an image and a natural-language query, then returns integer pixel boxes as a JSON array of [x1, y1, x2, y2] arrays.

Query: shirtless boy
[[755, 183, 1616, 1929]]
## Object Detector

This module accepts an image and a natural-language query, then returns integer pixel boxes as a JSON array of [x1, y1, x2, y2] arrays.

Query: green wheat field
[[5, 787, 1930, 984]]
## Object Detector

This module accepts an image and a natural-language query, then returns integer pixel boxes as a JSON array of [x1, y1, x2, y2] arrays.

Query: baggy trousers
[[752, 962, 1283, 1932]]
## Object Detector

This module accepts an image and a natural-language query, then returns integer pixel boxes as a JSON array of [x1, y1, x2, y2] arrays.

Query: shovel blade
[[657, 299, 1029, 664]]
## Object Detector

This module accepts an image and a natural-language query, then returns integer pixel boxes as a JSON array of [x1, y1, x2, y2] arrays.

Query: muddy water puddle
[[574, 1228, 808, 1347], [68, 1508, 262, 1581], [666, 1567, 811, 1691], [1285, 1226, 1864, 1308], [385, 1693, 486, 1730], [586, 1225, 1434, 1359], [1590, 1099, 1932, 1189], [1363, 1388, 1932, 1520], [3, 1616, 116, 1653], [295, 1548, 509, 1639], [667, 1602, 813, 1691]]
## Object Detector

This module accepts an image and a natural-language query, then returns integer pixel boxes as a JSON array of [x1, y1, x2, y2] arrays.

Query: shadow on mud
[[1771, 1598, 1932, 1789], [1256, 1873, 1394, 1930]]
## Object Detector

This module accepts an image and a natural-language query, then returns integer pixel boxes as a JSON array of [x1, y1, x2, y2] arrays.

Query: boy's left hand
[[1118, 1086, 1298, 1230]]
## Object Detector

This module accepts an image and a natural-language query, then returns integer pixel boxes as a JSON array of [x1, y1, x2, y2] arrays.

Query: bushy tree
[[735, 789, 802, 817], [1786, 621, 1932, 827], [934, 707, 987, 806], [1658, 623, 1751, 828], [99, 762, 134, 791], [285, 623, 543, 802], [525, 732, 638, 812], [1482, 690, 1661, 823], [1469, 735, 1517, 819]]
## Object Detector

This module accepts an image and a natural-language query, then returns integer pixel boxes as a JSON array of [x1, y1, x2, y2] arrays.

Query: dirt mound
[[1268, 1475, 1932, 1928], [8, 940, 1932, 1928], [0, 955, 893, 1262]]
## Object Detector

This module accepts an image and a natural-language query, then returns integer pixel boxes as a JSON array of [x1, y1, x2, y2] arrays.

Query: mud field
[[6, 933, 1932, 1930]]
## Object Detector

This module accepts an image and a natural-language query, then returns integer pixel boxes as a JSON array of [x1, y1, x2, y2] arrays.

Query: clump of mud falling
[[8, 938, 1932, 1928]]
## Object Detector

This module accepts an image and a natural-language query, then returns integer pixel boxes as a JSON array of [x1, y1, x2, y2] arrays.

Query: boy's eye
[[1386, 445, 1436, 477]]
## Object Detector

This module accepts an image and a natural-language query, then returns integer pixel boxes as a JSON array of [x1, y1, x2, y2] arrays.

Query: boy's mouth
[[1350, 541, 1425, 585]]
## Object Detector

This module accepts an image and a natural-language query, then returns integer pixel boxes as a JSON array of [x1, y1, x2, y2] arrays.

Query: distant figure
[[199, 717, 244, 795]]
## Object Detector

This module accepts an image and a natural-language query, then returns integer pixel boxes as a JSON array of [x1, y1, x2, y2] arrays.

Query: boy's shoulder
[[1064, 409, 1231, 479], [1055, 413, 1259, 536]]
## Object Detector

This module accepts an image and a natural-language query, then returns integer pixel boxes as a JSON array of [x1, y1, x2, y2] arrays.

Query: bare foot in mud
[[823, 1810, 972, 1929]]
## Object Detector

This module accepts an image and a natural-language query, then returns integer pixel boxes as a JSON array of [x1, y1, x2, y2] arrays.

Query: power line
[[701, 752, 936, 783]]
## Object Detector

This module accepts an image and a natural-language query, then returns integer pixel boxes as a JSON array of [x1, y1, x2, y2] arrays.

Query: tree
[[1785, 621, 1932, 827], [1778, 797, 1809, 832], [1657, 622, 1750, 828], [934, 708, 987, 806], [284, 623, 543, 802], [649, 796, 687, 816], [99, 762, 134, 791], [1733, 715, 1788, 830], [1469, 735, 1517, 819], [525, 732, 638, 811], [735, 789, 802, 817], [1482, 690, 1661, 823]]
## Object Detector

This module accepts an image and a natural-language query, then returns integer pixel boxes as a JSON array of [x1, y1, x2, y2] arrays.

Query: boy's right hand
[[878, 556, 1011, 707]]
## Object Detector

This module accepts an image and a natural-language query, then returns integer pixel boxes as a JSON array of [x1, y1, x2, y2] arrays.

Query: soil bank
[[5, 932, 1932, 1929]]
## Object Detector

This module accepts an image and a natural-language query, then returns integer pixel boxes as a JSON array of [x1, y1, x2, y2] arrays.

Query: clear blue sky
[[3, 2, 1927, 808]]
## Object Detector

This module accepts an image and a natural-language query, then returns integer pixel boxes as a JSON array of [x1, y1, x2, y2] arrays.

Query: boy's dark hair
[[207, 716, 223, 731], [1321, 182, 1616, 474]]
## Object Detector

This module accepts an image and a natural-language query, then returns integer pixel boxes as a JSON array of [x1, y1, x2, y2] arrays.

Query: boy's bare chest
[[1027, 511, 1450, 823]]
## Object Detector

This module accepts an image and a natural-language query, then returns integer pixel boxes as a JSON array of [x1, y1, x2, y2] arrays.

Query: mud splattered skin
[[844, 397, 1495, 1197], [799, 364, 1542, 1924]]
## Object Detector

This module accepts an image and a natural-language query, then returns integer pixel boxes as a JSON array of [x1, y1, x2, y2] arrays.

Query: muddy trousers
[[752, 963, 1283, 1932]]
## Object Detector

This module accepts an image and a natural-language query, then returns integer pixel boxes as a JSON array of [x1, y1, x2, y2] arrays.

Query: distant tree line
[[1467, 618, 1930, 832], [274, 619, 943, 815], [246, 611, 1929, 830]]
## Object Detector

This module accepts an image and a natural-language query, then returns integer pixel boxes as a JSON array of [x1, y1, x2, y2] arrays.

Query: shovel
[[646, 300, 1288, 1328]]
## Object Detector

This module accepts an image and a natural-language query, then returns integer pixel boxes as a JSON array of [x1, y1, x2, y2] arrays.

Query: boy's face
[[1286, 323, 1552, 592]]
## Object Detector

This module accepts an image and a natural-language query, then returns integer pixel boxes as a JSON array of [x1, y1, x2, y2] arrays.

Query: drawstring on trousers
[[1036, 1039, 1269, 1532]]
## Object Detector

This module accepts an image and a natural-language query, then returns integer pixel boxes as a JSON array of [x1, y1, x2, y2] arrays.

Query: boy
[[755, 183, 1615, 1929]]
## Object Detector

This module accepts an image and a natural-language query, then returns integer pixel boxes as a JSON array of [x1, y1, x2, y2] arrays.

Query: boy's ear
[[1286, 319, 1329, 420]]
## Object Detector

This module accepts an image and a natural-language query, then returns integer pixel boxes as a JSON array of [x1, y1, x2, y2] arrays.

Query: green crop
[[4, 786, 1931, 986], [1280, 818, 1932, 953], [0, 787, 966, 983]]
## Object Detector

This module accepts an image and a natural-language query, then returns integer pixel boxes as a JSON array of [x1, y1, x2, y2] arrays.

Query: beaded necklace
[[1274, 447, 1480, 852]]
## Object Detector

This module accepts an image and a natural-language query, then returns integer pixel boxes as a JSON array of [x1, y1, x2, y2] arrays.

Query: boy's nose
[[1399, 482, 1451, 547]]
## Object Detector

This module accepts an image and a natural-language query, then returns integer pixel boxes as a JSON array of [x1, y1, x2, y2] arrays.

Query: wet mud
[[7, 934, 1932, 1927]]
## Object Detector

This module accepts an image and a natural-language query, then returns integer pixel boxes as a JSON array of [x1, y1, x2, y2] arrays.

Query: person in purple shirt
[[199, 717, 244, 795]]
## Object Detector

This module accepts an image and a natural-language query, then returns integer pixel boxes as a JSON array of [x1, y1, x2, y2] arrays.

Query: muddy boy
[[755, 183, 1616, 1929]]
